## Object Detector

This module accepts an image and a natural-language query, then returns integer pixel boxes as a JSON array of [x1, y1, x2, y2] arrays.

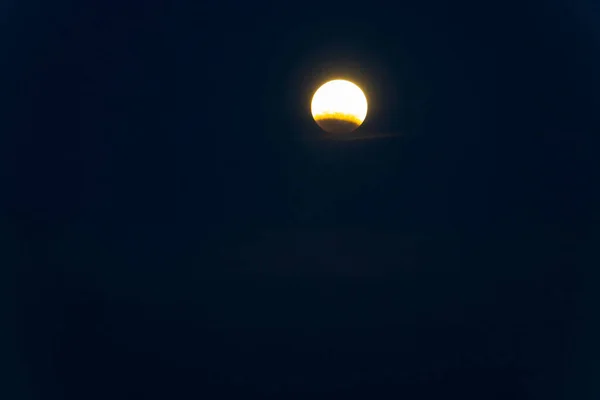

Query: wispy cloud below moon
[[303, 131, 405, 142]]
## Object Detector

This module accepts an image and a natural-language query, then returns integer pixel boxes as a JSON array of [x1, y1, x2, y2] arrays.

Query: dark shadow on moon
[[314, 118, 361, 134]]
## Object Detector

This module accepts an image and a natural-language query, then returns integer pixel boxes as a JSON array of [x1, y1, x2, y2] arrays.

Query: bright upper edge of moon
[[311, 79, 368, 132]]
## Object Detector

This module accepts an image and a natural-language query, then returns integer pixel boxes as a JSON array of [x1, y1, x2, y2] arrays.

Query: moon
[[311, 79, 368, 133]]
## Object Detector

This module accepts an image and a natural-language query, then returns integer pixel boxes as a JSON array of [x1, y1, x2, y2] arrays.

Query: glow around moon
[[311, 79, 368, 133]]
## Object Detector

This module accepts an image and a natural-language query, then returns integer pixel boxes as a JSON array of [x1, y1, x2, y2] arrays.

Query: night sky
[[4, 0, 600, 398]]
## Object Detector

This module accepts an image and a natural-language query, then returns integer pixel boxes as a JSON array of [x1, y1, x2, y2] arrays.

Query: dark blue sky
[[4, 0, 600, 398]]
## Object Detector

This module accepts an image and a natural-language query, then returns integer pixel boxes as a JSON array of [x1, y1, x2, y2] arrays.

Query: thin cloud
[[301, 131, 405, 143]]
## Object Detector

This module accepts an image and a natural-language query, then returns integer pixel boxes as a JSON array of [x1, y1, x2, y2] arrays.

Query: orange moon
[[311, 79, 368, 133]]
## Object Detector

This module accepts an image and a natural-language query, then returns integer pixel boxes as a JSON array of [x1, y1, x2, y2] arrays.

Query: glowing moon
[[311, 79, 368, 133]]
